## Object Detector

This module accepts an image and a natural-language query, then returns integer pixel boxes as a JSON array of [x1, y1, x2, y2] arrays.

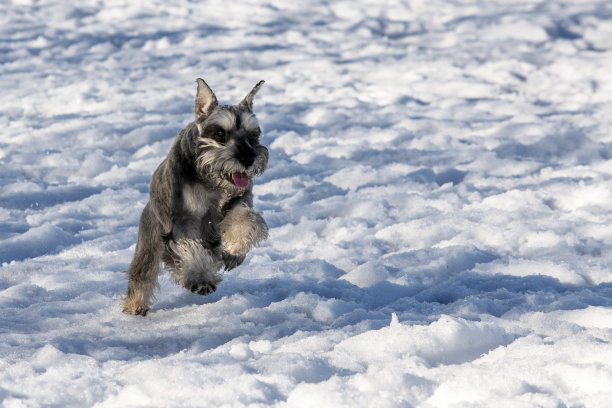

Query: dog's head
[[194, 79, 269, 194]]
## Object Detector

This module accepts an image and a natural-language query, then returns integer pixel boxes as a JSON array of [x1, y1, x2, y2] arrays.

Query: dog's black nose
[[236, 139, 256, 168]]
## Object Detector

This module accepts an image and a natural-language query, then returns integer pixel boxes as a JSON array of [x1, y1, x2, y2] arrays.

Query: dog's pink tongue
[[232, 172, 249, 188]]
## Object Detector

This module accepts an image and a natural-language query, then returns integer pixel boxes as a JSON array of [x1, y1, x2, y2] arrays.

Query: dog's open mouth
[[231, 172, 250, 188]]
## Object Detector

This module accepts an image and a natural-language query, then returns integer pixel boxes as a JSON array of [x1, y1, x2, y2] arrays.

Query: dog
[[122, 78, 269, 316]]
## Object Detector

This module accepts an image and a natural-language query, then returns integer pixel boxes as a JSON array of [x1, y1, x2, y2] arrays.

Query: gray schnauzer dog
[[122, 79, 269, 316]]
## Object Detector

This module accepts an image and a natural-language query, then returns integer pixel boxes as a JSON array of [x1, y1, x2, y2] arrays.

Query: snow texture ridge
[[2, 0, 612, 406]]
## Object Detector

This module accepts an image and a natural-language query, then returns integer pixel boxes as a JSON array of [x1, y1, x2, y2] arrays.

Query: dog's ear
[[195, 78, 219, 121], [240, 80, 265, 112]]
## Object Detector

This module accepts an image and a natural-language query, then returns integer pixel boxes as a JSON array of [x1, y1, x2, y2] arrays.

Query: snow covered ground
[[2, 0, 612, 406]]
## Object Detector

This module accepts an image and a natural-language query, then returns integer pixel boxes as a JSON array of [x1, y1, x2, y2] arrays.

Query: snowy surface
[[2, 0, 612, 406]]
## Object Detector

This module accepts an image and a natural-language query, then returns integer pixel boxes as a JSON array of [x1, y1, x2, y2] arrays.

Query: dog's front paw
[[123, 305, 149, 317], [123, 306, 150, 317], [223, 252, 245, 271], [122, 287, 153, 317], [190, 282, 217, 296]]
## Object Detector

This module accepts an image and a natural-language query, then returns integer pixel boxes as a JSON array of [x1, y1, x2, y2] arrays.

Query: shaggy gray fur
[[122, 79, 269, 316]]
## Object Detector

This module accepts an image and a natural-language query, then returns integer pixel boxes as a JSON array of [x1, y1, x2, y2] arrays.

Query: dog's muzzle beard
[[196, 140, 269, 194]]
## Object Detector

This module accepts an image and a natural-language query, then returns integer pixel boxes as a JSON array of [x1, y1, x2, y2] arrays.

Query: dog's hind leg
[[163, 211, 224, 296], [122, 203, 163, 316], [164, 237, 223, 295]]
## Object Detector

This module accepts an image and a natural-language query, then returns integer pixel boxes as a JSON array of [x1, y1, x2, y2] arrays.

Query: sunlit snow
[[2, 0, 612, 406]]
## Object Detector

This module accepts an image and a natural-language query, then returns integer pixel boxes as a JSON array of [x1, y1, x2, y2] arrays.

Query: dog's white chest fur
[[182, 183, 217, 216]]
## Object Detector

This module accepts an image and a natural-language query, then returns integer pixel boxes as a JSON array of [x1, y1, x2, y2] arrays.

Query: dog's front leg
[[122, 202, 163, 316], [220, 195, 268, 271]]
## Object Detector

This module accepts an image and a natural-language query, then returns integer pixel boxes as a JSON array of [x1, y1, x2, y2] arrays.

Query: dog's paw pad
[[190, 282, 217, 296], [222, 252, 245, 271]]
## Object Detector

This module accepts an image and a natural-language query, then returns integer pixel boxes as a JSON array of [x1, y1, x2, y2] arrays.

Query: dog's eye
[[206, 126, 226, 142]]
